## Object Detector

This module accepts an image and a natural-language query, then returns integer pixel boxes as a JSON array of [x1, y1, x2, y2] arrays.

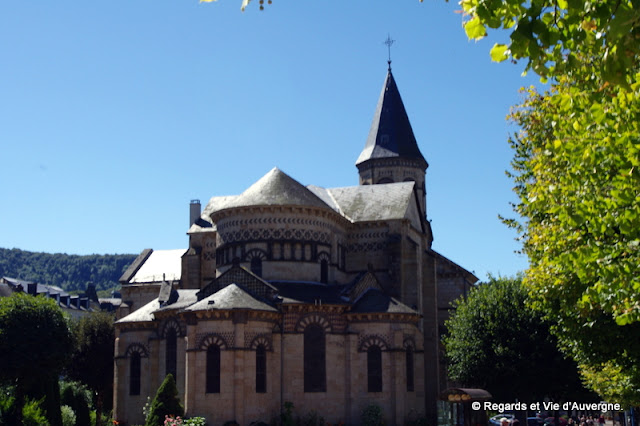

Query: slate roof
[[351, 288, 418, 314], [155, 289, 199, 313], [0, 277, 93, 311], [356, 70, 427, 167], [268, 281, 348, 305], [206, 168, 332, 214], [116, 289, 199, 323], [116, 279, 417, 322], [308, 182, 415, 222], [126, 249, 186, 284], [186, 284, 277, 312]]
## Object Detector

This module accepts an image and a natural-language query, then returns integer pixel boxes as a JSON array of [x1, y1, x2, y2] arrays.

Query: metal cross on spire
[[384, 34, 395, 71]]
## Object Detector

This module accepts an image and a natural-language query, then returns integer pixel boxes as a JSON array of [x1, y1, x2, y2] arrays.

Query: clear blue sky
[[0, 0, 540, 281]]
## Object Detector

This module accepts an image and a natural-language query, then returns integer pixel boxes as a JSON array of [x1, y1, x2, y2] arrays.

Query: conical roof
[[214, 167, 332, 212], [356, 70, 427, 167]]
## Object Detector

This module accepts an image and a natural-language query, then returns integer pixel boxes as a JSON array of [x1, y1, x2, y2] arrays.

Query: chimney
[[190, 199, 201, 227]]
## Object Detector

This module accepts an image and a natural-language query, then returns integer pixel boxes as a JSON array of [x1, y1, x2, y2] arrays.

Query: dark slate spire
[[356, 70, 427, 167]]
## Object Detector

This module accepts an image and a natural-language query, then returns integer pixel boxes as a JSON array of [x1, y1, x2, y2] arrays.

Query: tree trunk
[[96, 392, 103, 426], [14, 382, 24, 425]]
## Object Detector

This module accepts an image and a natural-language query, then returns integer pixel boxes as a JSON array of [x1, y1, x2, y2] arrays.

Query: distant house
[[0, 276, 96, 319]]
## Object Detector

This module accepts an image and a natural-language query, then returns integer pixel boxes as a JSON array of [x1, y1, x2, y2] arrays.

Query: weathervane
[[384, 34, 395, 71]]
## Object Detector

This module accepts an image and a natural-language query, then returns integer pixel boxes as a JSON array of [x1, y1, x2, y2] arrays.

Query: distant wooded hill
[[0, 248, 137, 292]]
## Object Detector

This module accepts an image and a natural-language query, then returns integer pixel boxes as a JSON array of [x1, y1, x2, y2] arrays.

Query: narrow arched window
[[367, 345, 382, 392], [406, 346, 414, 392], [320, 259, 328, 283], [304, 324, 326, 392], [256, 344, 267, 393], [166, 328, 177, 381], [130, 352, 141, 396], [206, 344, 221, 393], [251, 257, 262, 277]]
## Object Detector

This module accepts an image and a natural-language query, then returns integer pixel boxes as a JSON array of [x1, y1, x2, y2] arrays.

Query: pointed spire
[[356, 70, 427, 167]]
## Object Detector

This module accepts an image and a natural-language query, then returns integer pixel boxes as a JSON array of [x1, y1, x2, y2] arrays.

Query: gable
[[198, 265, 278, 302], [342, 271, 383, 302]]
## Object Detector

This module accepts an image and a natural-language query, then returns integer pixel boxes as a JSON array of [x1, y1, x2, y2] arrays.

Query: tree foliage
[[506, 66, 640, 404], [0, 248, 135, 292], [444, 276, 595, 402], [452, 0, 640, 86], [0, 293, 73, 425], [60, 381, 92, 426], [67, 313, 115, 426], [145, 374, 184, 426]]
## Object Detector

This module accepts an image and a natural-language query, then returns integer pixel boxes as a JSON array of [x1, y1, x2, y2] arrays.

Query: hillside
[[0, 248, 137, 292]]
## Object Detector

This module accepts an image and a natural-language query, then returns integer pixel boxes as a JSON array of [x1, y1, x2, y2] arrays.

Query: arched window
[[376, 177, 393, 184], [320, 259, 328, 283], [166, 328, 177, 381], [251, 257, 262, 277], [129, 352, 141, 396], [406, 346, 414, 392], [256, 344, 267, 393], [304, 324, 326, 392], [367, 345, 382, 392], [206, 344, 221, 393]]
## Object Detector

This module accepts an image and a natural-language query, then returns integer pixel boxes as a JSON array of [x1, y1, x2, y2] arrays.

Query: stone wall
[[114, 313, 426, 425]]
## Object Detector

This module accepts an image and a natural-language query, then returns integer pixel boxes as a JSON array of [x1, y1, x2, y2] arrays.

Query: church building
[[113, 66, 478, 426]]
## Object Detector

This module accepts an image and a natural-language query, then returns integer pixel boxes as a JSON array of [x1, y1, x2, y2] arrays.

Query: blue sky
[[0, 0, 540, 281]]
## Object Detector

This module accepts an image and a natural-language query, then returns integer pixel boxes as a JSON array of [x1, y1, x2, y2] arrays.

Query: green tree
[[66, 312, 115, 426], [444, 276, 595, 402], [60, 381, 92, 426], [506, 68, 640, 405], [0, 248, 135, 292], [452, 0, 640, 86], [145, 374, 184, 426], [0, 293, 73, 425]]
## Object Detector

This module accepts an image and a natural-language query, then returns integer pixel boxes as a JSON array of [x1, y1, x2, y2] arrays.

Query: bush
[[61, 405, 77, 426], [0, 393, 49, 426], [184, 418, 207, 426], [145, 375, 184, 426], [21, 398, 50, 426], [361, 403, 384, 426], [281, 402, 294, 426], [60, 381, 92, 426]]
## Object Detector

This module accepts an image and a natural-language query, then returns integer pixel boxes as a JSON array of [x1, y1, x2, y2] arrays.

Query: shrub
[[61, 405, 77, 426], [145, 375, 184, 426], [164, 415, 183, 426], [281, 402, 294, 426], [142, 396, 152, 423], [60, 381, 92, 426], [361, 403, 384, 426], [184, 418, 207, 426], [21, 398, 50, 426]]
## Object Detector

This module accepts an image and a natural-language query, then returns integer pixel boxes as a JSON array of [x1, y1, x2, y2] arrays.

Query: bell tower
[[356, 66, 429, 218]]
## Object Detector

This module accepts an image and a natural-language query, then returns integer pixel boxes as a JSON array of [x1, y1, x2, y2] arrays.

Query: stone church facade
[[113, 68, 477, 425]]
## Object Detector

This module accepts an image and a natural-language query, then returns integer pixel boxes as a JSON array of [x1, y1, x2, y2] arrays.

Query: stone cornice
[[345, 312, 421, 324], [211, 205, 349, 228], [279, 303, 349, 315]]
